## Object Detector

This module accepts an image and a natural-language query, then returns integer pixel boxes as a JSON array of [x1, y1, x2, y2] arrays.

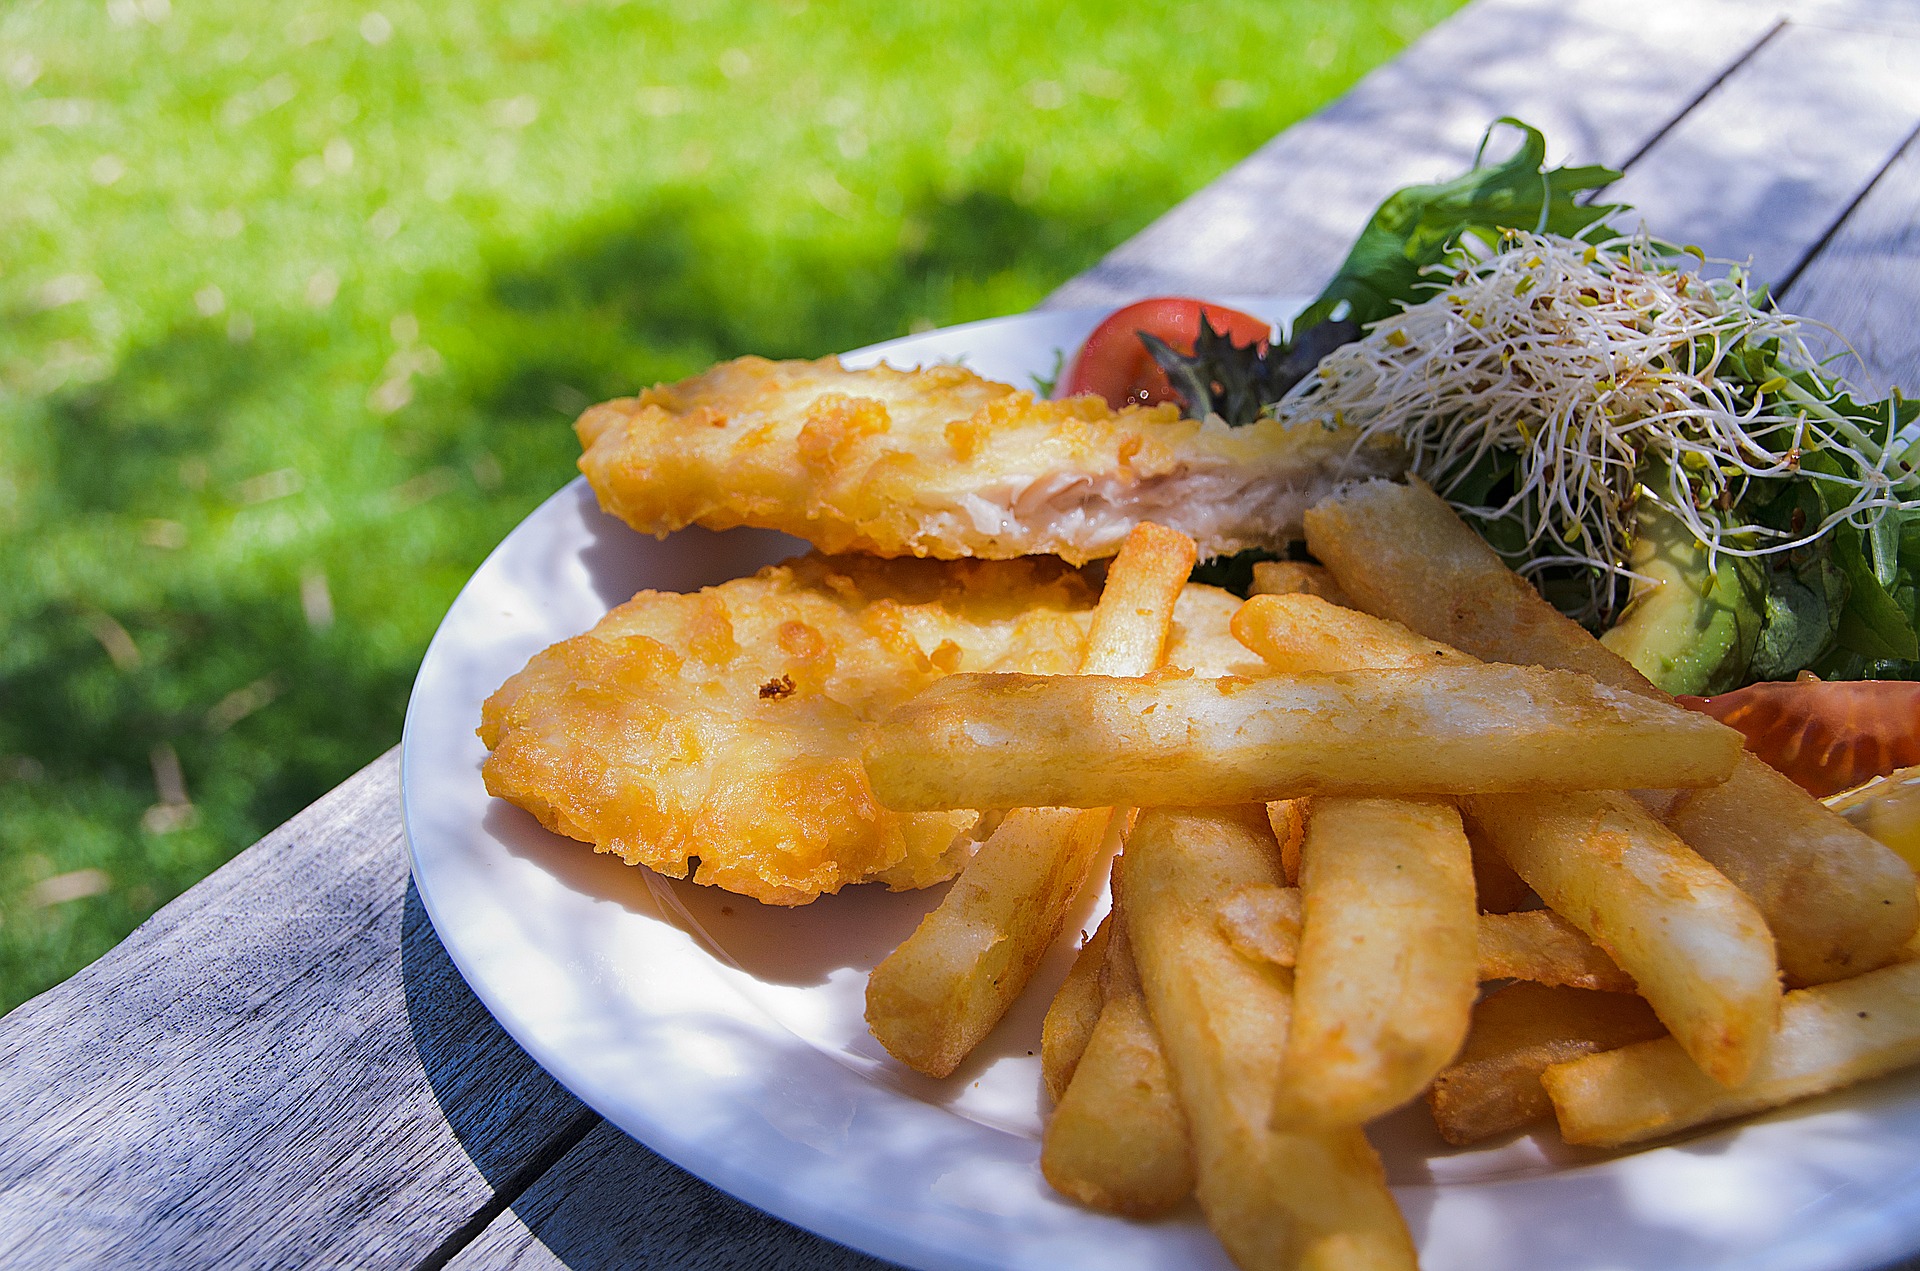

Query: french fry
[[1042, 914, 1110, 1102], [1275, 797, 1479, 1128], [1301, 476, 1918, 987], [865, 523, 1194, 1076], [1042, 903, 1195, 1217], [866, 807, 1116, 1075], [863, 664, 1744, 812], [1123, 806, 1414, 1271], [1231, 592, 1457, 675], [1216, 883, 1302, 966], [1231, 588, 1780, 1086], [1302, 477, 1642, 689], [1427, 982, 1666, 1146], [1267, 799, 1307, 885], [1466, 791, 1779, 1087], [1230, 591, 1451, 676], [1078, 522, 1200, 675], [1902, 883, 1920, 962], [1215, 884, 1635, 992], [1476, 909, 1637, 993], [1665, 764, 1918, 986], [1543, 959, 1920, 1148], [1249, 559, 1352, 607], [1827, 765, 1920, 869]]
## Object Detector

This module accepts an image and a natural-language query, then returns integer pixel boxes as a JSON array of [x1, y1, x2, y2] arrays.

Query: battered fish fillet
[[575, 357, 1402, 565], [479, 554, 1258, 905]]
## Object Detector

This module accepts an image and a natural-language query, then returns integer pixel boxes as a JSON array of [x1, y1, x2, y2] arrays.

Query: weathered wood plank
[[1603, 22, 1920, 292], [1792, 0, 1920, 38], [1044, 0, 1778, 309], [0, 751, 594, 1270], [1780, 129, 1920, 395], [445, 1121, 899, 1271]]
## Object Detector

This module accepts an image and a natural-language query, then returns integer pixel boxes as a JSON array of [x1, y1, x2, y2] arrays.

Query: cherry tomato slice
[[1059, 297, 1271, 410], [1677, 678, 1920, 797]]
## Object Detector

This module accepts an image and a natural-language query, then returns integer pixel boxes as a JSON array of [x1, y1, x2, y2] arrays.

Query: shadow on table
[[399, 878, 597, 1182], [464, 1119, 903, 1270], [402, 880, 898, 1268]]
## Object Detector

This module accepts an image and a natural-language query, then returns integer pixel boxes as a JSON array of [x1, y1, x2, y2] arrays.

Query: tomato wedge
[[1677, 676, 1920, 797], [1059, 297, 1271, 410]]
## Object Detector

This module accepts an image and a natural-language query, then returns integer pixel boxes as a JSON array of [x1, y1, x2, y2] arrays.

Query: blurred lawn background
[[0, 0, 1465, 1012]]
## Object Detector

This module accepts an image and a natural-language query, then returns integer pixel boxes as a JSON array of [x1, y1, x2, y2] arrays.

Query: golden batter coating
[[575, 357, 1402, 565], [479, 554, 1256, 905]]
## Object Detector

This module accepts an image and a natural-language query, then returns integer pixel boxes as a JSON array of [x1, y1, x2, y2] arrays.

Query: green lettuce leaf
[[1832, 526, 1919, 661], [1741, 445, 1919, 678], [1749, 546, 1848, 681], [1290, 118, 1623, 334]]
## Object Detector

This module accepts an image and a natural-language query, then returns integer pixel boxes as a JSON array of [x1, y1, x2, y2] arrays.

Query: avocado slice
[[1600, 503, 1763, 695]]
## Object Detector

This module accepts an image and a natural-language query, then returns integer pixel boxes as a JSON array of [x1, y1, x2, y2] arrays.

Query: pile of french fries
[[859, 480, 1920, 1270]]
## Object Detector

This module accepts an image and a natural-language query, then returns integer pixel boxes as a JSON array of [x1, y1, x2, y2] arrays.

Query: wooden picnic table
[[7, 0, 1920, 1265]]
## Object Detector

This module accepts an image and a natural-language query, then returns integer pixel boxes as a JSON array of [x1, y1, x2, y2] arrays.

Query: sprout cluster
[[1273, 230, 1920, 624]]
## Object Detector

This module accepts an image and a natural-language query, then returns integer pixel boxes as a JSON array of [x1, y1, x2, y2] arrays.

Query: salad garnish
[[1139, 119, 1920, 690], [1279, 232, 1920, 635]]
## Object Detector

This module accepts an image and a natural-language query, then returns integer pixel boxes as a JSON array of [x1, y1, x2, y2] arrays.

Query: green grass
[[0, 0, 1466, 1013]]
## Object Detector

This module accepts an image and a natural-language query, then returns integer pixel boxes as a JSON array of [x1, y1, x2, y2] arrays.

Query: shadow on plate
[[570, 480, 810, 610], [480, 765, 1112, 1134], [485, 795, 952, 989], [400, 875, 906, 1270]]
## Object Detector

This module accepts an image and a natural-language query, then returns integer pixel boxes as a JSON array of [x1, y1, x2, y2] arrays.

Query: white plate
[[402, 304, 1920, 1271]]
